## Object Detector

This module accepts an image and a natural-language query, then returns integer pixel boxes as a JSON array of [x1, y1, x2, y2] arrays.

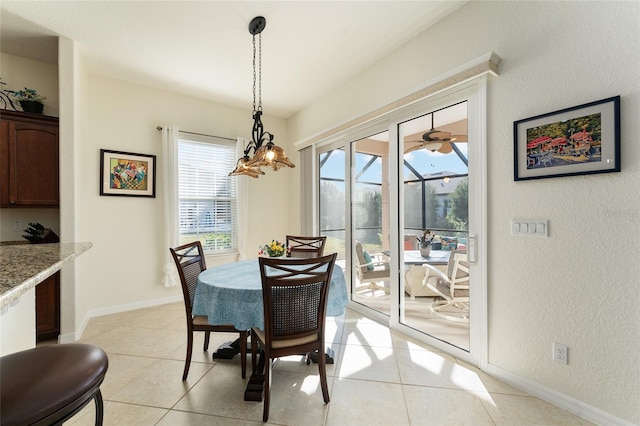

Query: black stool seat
[[1, 343, 109, 426]]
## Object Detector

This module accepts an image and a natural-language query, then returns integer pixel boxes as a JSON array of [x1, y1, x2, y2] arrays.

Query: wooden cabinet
[[35, 271, 60, 342], [0, 110, 59, 207]]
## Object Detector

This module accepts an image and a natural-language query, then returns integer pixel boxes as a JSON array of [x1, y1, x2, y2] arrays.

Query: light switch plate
[[512, 219, 548, 236]]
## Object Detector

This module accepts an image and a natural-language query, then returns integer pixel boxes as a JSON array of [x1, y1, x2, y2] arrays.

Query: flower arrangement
[[416, 230, 435, 248], [258, 240, 289, 257], [8, 87, 46, 104]]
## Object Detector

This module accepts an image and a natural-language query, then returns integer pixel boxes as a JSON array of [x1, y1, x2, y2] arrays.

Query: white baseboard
[[59, 295, 182, 343], [486, 364, 634, 426]]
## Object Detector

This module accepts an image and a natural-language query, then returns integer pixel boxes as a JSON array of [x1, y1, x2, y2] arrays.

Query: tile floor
[[67, 302, 591, 425]]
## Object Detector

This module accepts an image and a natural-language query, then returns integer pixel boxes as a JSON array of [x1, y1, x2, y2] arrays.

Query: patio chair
[[425, 249, 470, 322], [354, 240, 390, 295]]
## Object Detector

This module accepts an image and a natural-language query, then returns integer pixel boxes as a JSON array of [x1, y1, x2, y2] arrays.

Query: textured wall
[[290, 1, 640, 423], [77, 74, 292, 312]]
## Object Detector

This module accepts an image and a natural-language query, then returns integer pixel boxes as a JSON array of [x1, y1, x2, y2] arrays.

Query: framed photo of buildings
[[514, 96, 620, 181]]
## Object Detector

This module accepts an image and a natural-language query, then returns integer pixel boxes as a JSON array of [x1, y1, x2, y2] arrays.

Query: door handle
[[468, 235, 478, 263]]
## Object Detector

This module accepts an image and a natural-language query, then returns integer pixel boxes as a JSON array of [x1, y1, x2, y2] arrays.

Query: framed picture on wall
[[100, 149, 156, 197], [514, 96, 620, 181]]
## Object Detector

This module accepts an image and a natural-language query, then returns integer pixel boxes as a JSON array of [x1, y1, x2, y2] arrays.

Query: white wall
[[0, 52, 59, 117], [289, 2, 640, 424], [72, 74, 294, 318]]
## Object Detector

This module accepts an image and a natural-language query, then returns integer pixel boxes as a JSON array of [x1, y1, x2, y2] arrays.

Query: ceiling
[[0, 1, 466, 118]]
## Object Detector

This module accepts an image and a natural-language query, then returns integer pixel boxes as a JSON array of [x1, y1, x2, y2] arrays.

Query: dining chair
[[170, 241, 248, 380], [252, 253, 337, 422], [285, 235, 327, 258]]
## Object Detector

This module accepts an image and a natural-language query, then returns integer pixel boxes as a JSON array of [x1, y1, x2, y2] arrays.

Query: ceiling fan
[[422, 113, 456, 143], [404, 114, 466, 154]]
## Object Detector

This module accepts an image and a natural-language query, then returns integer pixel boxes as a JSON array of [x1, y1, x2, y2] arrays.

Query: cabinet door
[[1, 116, 59, 207], [36, 271, 60, 342]]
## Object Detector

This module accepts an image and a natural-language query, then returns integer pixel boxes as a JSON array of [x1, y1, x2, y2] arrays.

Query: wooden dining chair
[[252, 253, 337, 422], [285, 235, 327, 258], [170, 241, 248, 380]]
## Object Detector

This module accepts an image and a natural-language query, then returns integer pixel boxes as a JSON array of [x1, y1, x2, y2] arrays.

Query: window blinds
[[178, 136, 237, 252]]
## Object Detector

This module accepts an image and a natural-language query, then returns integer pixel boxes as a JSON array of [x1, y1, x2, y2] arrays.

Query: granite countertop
[[0, 242, 92, 310]]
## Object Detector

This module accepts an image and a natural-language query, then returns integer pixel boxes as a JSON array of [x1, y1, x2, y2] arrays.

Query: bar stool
[[1, 343, 109, 426]]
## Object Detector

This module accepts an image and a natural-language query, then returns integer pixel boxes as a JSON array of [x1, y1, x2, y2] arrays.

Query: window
[[178, 133, 237, 253]]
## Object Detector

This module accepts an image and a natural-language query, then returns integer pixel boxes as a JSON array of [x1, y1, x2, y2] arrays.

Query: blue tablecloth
[[192, 259, 349, 331]]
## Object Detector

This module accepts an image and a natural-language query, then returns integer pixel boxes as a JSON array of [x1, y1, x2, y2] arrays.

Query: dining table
[[381, 250, 451, 299], [192, 258, 349, 330], [383, 249, 451, 266], [192, 257, 349, 401], [402, 249, 450, 265]]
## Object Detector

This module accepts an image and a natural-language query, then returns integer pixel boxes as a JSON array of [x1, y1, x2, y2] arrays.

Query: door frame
[[388, 77, 488, 367]]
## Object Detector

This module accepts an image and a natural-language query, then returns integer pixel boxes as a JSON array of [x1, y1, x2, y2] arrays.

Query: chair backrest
[[169, 241, 207, 314], [446, 249, 469, 296], [286, 235, 327, 258], [353, 241, 369, 277], [258, 254, 337, 348]]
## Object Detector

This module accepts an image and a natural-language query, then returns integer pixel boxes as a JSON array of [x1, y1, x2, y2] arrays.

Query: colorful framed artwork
[[100, 149, 156, 197], [514, 96, 620, 181]]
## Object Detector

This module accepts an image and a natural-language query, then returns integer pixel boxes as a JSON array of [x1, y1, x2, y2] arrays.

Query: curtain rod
[[156, 126, 236, 142]]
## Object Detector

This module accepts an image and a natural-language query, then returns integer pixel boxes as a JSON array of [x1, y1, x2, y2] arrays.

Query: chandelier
[[230, 16, 295, 178]]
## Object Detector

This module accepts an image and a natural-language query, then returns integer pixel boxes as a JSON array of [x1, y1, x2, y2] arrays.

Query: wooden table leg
[[244, 349, 265, 402], [212, 338, 241, 360], [310, 348, 335, 364]]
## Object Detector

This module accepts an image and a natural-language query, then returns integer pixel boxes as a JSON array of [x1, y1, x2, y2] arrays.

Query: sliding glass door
[[398, 102, 470, 351], [315, 78, 487, 365], [350, 131, 390, 316], [319, 146, 346, 260]]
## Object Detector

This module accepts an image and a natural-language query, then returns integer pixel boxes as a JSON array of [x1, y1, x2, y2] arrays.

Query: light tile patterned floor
[[66, 302, 590, 425]]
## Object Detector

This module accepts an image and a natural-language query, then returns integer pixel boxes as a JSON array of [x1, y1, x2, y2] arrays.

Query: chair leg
[[250, 331, 258, 376], [203, 331, 210, 351], [183, 331, 193, 381], [94, 389, 104, 426], [263, 355, 272, 422], [429, 300, 469, 323], [239, 330, 247, 378], [318, 346, 330, 403]]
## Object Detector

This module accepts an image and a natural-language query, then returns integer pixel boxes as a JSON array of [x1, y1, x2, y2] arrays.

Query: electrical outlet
[[553, 342, 568, 364], [13, 220, 23, 232]]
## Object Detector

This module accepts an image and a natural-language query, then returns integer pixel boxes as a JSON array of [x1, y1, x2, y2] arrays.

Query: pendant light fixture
[[230, 16, 295, 178]]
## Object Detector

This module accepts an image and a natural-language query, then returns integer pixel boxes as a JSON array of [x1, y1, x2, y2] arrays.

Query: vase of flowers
[[8, 87, 46, 114], [417, 230, 435, 257], [258, 240, 288, 257]]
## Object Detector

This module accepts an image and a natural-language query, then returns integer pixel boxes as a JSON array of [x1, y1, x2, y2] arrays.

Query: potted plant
[[416, 230, 435, 257], [8, 87, 46, 114], [258, 240, 289, 257]]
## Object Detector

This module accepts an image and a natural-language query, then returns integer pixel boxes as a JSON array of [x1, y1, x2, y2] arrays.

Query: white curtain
[[162, 125, 180, 287], [236, 137, 248, 260], [299, 145, 315, 235]]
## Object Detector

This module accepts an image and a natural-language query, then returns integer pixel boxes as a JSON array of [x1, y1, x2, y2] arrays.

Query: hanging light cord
[[253, 32, 262, 114]]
